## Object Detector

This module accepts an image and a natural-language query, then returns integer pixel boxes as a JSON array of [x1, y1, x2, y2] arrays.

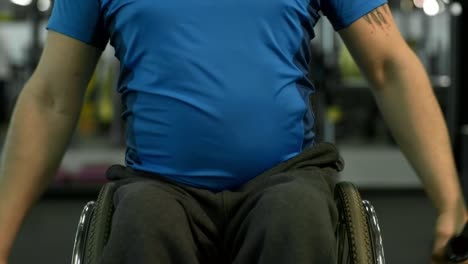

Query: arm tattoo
[[363, 5, 391, 31]]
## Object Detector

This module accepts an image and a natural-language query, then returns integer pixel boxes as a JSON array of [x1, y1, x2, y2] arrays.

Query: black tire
[[84, 182, 119, 264], [335, 182, 375, 264]]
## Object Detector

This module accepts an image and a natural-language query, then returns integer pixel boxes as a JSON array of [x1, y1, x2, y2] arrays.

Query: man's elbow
[[21, 73, 85, 118], [366, 47, 417, 92]]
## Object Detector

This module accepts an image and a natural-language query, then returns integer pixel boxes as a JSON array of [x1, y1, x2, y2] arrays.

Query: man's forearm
[[0, 81, 80, 258], [372, 50, 465, 213]]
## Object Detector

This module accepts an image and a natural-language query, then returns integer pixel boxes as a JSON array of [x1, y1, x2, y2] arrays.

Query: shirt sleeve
[[47, 0, 109, 50], [321, 0, 388, 31]]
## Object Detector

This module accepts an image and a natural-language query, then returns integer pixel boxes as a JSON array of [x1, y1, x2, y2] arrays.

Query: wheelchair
[[71, 181, 385, 264]]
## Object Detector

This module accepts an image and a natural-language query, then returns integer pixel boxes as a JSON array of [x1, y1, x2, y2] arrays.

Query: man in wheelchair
[[0, 0, 466, 263]]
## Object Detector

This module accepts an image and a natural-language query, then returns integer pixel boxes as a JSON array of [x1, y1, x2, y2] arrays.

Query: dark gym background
[[0, 0, 466, 263]]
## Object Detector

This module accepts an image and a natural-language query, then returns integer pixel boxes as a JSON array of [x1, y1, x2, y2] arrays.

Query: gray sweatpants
[[101, 142, 344, 264]]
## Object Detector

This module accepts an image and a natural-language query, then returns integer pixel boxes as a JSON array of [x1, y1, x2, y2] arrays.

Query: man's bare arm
[[339, 5, 466, 260], [0, 31, 101, 260]]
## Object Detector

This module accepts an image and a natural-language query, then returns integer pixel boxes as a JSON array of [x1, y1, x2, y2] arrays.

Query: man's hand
[[432, 209, 468, 264]]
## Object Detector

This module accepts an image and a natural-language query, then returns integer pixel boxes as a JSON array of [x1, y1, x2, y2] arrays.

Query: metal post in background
[[447, 2, 460, 146], [452, 0, 468, 202], [462, 125, 468, 197], [28, 0, 42, 73], [460, 9, 468, 203]]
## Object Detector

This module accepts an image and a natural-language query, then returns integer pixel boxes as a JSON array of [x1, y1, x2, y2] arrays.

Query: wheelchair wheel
[[72, 201, 96, 264], [71, 182, 119, 264], [84, 182, 118, 264], [335, 182, 376, 264]]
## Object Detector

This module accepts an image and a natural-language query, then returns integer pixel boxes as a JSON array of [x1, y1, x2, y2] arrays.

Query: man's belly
[[123, 88, 309, 191]]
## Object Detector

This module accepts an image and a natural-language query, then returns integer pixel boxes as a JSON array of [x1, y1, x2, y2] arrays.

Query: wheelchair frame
[[71, 182, 385, 264]]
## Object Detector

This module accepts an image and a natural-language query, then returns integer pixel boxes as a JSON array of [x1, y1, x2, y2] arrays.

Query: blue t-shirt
[[48, 0, 386, 191]]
